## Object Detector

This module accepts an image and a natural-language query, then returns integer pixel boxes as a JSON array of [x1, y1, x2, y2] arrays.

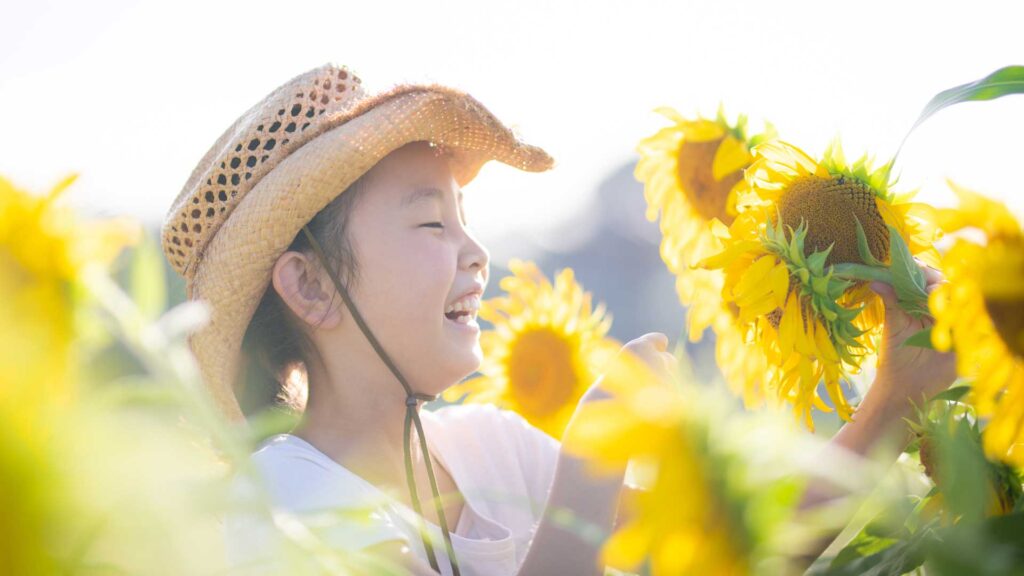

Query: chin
[[427, 349, 482, 395]]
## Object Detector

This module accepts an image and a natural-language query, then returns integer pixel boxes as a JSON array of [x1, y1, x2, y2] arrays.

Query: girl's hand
[[584, 332, 678, 402], [867, 261, 958, 413]]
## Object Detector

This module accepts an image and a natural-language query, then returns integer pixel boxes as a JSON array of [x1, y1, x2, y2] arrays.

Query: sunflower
[[910, 396, 1022, 522], [561, 350, 805, 575], [0, 174, 138, 438], [699, 140, 940, 429], [636, 106, 775, 342], [442, 259, 620, 439], [929, 181, 1024, 467]]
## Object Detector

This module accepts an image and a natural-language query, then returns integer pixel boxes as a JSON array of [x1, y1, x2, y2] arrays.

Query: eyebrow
[[401, 187, 464, 207]]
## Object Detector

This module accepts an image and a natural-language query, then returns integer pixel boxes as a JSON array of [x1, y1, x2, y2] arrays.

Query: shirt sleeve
[[488, 406, 562, 520]]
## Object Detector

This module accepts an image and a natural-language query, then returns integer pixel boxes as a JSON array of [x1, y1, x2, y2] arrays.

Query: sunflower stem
[[831, 263, 893, 285]]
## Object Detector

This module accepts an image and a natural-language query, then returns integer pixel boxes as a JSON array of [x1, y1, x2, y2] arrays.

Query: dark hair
[[237, 177, 367, 417]]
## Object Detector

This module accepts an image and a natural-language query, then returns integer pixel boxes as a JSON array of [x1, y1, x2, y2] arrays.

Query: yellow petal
[[678, 119, 725, 142], [778, 292, 802, 357], [711, 136, 751, 181], [732, 254, 776, 301]]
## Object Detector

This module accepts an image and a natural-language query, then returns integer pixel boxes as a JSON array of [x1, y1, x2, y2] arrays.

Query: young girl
[[161, 63, 956, 575]]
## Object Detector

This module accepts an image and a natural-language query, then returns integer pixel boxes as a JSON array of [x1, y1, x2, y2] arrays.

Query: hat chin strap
[[302, 226, 461, 576]]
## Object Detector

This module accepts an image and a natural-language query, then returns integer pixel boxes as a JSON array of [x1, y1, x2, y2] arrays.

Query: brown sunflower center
[[677, 137, 746, 225], [984, 299, 1024, 358], [981, 246, 1024, 358], [775, 175, 889, 266], [506, 328, 582, 418]]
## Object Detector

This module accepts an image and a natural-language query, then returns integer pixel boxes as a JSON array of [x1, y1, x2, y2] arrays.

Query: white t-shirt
[[224, 403, 561, 575]]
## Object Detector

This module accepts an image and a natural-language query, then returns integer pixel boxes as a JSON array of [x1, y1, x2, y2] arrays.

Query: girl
[[161, 63, 956, 575]]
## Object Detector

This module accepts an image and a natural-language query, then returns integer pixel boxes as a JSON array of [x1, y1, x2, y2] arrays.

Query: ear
[[271, 250, 344, 330]]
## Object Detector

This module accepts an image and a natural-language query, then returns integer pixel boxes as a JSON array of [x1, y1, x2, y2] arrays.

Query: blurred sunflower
[[443, 259, 620, 438], [636, 106, 774, 342], [562, 349, 804, 575], [929, 181, 1024, 466], [713, 316, 771, 409], [0, 174, 137, 436], [699, 140, 940, 429], [910, 396, 1022, 522]]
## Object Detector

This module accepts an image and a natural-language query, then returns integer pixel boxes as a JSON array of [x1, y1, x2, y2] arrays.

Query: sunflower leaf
[[887, 224, 930, 317], [901, 327, 935, 350], [908, 65, 1024, 140], [129, 231, 167, 321], [807, 247, 830, 276], [854, 217, 884, 267], [892, 65, 1024, 167], [929, 385, 971, 404]]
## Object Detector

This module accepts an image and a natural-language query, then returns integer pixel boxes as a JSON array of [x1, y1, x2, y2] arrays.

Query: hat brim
[[186, 86, 553, 425]]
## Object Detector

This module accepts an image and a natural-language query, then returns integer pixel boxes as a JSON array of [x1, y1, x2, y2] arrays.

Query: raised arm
[[794, 267, 958, 568], [516, 333, 675, 576]]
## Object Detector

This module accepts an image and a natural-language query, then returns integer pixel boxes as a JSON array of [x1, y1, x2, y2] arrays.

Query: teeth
[[445, 294, 480, 316]]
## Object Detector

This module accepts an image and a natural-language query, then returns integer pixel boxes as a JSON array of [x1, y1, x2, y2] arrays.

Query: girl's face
[[336, 142, 489, 393]]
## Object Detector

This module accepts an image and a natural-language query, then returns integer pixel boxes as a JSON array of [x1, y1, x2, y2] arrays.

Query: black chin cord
[[302, 226, 461, 576]]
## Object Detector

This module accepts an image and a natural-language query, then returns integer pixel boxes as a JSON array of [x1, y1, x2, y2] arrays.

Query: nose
[[460, 226, 490, 282]]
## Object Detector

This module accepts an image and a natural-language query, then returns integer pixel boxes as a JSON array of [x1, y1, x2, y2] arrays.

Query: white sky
[[2, 0, 1023, 252]]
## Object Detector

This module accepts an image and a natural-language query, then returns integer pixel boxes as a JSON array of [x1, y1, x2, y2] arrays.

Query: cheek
[[365, 235, 457, 327]]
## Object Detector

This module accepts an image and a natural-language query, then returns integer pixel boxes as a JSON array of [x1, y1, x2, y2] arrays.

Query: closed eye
[[420, 222, 445, 229]]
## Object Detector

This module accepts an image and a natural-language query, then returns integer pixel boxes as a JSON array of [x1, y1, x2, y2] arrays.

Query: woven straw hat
[[161, 63, 554, 424]]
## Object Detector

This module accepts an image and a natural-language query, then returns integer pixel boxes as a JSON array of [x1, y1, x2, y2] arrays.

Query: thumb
[[643, 332, 669, 352], [869, 280, 898, 311]]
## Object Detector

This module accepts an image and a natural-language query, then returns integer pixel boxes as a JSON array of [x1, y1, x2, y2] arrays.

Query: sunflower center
[[506, 328, 582, 418], [677, 137, 745, 224], [981, 244, 1024, 358], [775, 175, 889, 266]]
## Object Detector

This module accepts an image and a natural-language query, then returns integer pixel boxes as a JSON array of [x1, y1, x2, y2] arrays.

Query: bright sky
[[2, 0, 1023, 253]]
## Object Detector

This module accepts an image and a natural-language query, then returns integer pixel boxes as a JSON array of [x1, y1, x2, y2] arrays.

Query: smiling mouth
[[444, 310, 476, 324], [444, 294, 481, 325]]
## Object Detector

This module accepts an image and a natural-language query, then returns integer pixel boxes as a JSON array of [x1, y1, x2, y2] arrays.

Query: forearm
[[516, 449, 625, 575], [516, 386, 626, 576], [794, 377, 917, 566]]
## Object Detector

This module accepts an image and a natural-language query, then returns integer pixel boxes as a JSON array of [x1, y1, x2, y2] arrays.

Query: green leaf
[[893, 65, 1024, 163], [130, 230, 167, 321], [246, 407, 302, 445], [902, 327, 935, 350], [906, 65, 1024, 142], [831, 531, 901, 570], [855, 217, 885, 267], [929, 385, 971, 404], [821, 529, 932, 576], [887, 224, 930, 317]]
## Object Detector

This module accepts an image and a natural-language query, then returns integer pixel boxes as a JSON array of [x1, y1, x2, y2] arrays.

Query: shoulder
[[238, 435, 382, 513], [224, 435, 410, 559]]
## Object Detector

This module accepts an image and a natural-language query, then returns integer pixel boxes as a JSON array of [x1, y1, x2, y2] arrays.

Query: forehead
[[401, 186, 464, 207]]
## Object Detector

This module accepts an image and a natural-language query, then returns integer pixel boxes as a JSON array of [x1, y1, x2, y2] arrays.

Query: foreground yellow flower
[[700, 140, 940, 429], [911, 397, 1022, 522], [636, 106, 774, 342], [929, 181, 1024, 466], [563, 351, 805, 575], [0, 174, 138, 437], [443, 259, 620, 438]]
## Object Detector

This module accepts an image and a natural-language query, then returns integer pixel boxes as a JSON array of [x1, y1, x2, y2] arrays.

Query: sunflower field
[[3, 64, 1024, 576]]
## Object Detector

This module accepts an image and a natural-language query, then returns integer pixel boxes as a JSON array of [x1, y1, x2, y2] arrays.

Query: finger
[[921, 264, 945, 287], [869, 280, 898, 308], [639, 332, 669, 352]]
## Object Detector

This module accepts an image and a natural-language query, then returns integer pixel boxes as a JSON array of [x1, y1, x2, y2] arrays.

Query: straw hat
[[161, 63, 554, 424]]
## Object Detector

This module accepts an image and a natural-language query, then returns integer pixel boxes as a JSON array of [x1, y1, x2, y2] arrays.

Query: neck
[[290, 341, 431, 496]]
